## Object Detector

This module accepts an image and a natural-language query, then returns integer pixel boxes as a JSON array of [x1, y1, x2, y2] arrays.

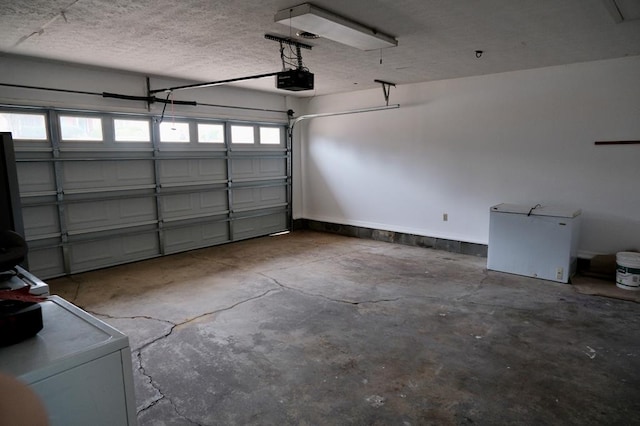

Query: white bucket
[[616, 252, 640, 291]]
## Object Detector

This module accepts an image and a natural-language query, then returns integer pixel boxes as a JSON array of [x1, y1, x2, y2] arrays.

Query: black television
[[0, 132, 28, 270], [0, 132, 24, 236]]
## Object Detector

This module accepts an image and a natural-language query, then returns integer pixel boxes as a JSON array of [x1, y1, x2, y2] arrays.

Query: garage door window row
[[2, 111, 284, 147]]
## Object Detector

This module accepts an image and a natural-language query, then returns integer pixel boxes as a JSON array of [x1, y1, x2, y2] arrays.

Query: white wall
[[301, 56, 640, 256]]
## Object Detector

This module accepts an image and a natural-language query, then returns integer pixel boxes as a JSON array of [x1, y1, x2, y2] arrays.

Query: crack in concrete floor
[[67, 257, 498, 425], [81, 265, 491, 424], [86, 287, 281, 425], [261, 273, 404, 306], [134, 351, 165, 414], [82, 276, 408, 425], [58, 257, 502, 425], [453, 269, 489, 302]]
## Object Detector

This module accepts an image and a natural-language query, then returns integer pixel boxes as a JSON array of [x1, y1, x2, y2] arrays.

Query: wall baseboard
[[293, 219, 488, 257]]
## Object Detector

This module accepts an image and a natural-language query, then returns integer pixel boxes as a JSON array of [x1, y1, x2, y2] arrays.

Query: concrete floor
[[49, 230, 640, 426]]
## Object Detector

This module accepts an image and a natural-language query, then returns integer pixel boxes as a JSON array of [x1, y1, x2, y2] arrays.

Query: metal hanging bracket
[[374, 79, 396, 106], [265, 34, 312, 71], [264, 33, 313, 50]]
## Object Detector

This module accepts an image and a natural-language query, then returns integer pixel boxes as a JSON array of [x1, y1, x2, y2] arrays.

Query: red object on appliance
[[0, 286, 47, 304]]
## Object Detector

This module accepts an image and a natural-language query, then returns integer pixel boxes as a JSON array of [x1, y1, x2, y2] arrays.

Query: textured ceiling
[[1, 0, 640, 96]]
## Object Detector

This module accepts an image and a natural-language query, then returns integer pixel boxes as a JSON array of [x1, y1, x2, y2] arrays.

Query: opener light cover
[[275, 3, 397, 51]]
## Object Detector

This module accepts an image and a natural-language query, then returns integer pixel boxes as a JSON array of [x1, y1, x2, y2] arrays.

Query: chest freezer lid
[[491, 203, 581, 218], [0, 296, 129, 383]]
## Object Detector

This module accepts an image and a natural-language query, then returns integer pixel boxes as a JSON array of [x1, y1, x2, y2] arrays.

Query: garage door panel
[[22, 204, 60, 238], [116, 161, 154, 181], [162, 191, 227, 220], [197, 159, 226, 179], [120, 197, 156, 219], [63, 160, 154, 190], [122, 233, 159, 256], [67, 201, 109, 228], [66, 198, 156, 232], [230, 158, 253, 178], [233, 188, 254, 204], [231, 158, 285, 180], [162, 194, 191, 215], [16, 162, 56, 194], [159, 158, 226, 185], [71, 240, 112, 267], [260, 186, 286, 203], [164, 222, 229, 254], [260, 158, 285, 174], [120, 160, 154, 186], [64, 162, 106, 186], [232, 186, 286, 211], [200, 191, 227, 209], [233, 212, 287, 240], [202, 222, 228, 240], [70, 233, 159, 272], [159, 159, 189, 178], [27, 247, 64, 278]]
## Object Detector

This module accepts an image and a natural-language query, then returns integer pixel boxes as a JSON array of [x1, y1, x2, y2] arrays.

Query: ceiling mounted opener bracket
[[265, 34, 312, 70], [374, 79, 396, 106]]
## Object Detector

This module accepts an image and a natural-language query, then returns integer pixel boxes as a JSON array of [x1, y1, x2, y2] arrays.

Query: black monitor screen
[[0, 132, 24, 235]]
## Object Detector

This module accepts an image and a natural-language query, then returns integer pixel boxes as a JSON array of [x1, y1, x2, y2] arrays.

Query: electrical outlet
[[443, 213, 448, 222], [556, 267, 563, 281]]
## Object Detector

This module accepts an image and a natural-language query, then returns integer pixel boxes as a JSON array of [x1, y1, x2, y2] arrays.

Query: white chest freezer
[[0, 296, 138, 426], [487, 203, 581, 283]]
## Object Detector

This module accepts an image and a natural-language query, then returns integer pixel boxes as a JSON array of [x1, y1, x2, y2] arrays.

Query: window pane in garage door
[[231, 125, 254, 144], [160, 121, 190, 142], [197, 124, 224, 143], [0, 112, 47, 140], [259, 127, 281, 145], [114, 119, 150, 142], [60, 116, 103, 141]]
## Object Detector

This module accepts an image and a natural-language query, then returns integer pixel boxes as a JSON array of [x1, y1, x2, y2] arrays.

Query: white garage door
[[1, 108, 290, 278]]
